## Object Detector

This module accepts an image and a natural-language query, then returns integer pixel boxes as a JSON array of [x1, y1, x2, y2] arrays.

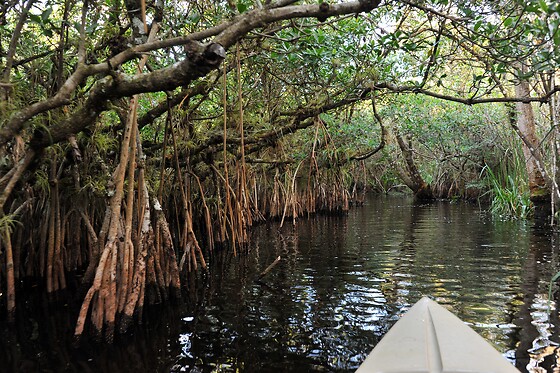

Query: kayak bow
[[356, 297, 520, 373]]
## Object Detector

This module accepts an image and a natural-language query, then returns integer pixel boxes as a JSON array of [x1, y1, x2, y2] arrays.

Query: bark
[[395, 130, 433, 199], [155, 203, 180, 296], [0, 41, 225, 150], [213, 0, 381, 48], [550, 93, 560, 224], [2, 0, 382, 149], [514, 78, 551, 204], [52, 0, 72, 93], [119, 187, 151, 333], [124, 0, 147, 45], [74, 24, 186, 337], [74, 95, 137, 337], [0, 1, 385, 222], [374, 81, 560, 105], [46, 163, 56, 293], [1, 222, 15, 320], [351, 97, 388, 161], [117, 104, 138, 313], [1, 0, 37, 100], [0, 149, 36, 210], [80, 204, 110, 289], [2, 0, 387, 338]]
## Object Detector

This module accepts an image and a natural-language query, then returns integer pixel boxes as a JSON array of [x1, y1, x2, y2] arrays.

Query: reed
[[481, 161, 533, 220]]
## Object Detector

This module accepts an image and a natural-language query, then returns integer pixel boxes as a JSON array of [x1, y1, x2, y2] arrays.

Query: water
[[2, 195, 560, 372]]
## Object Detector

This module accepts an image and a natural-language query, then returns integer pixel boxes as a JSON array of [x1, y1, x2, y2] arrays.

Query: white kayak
[[356, 297, 520, 373]]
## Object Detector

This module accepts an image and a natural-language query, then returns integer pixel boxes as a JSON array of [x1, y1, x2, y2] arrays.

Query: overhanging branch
[[1, 0, 383, 149], [374, 82, 560, 105]]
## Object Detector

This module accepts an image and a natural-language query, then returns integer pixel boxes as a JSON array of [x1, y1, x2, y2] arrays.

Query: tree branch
[[1, 0, 383, 149], [214, 0, 382, 48], [374, 81, 560, 105], [351, 97, 387, 161]]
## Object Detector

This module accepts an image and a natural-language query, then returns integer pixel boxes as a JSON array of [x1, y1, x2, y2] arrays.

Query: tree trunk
[[395, 130, 433, 200], [1, 224, 15, 321], [514, 78, 551, 205]]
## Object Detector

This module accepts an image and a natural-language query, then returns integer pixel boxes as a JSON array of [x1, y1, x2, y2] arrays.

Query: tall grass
[[481, 163, 533, 220]]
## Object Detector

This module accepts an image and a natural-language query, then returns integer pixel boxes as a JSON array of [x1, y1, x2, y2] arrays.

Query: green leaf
[[403, 42, 418, 51], [41, 7, 53, 22], [237, 1, 248, 13], [84, 19, 99, 34], [526, 3, 541, 13], [187, 12, 201, 23], [473, 20, 482, 32], [29, 14, 42, 24]]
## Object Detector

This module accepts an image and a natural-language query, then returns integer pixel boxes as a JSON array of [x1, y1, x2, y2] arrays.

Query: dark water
[[3, 195, 560, 372]]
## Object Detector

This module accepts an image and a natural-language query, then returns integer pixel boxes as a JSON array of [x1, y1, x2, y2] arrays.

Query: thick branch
[[214, 0, 382, 48], [0, 63, 93, 147], [1, 0, 383, 149], [374, 82, 560, 105], [1, 0, 37, 84], [13, 43, 226, 150]]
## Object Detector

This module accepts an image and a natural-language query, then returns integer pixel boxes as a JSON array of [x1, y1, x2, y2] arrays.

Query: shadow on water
[[3, 195, 560, 372]]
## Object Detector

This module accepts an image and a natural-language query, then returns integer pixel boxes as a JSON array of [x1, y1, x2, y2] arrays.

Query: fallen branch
[[258, 255, 281, 280]]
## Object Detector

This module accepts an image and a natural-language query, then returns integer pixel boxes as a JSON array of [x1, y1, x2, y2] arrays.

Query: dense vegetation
[[0, 0, 559, 340]]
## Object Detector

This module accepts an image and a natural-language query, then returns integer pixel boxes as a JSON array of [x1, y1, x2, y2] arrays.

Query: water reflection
[[3, 195, 560, 372], [169, 196, 559, 372]]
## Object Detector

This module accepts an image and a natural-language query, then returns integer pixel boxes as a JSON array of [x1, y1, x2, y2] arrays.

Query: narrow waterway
[[2, 195, 560, 372]]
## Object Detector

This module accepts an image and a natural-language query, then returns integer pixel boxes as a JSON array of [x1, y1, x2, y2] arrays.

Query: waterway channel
[[2, 195, 560, 372]]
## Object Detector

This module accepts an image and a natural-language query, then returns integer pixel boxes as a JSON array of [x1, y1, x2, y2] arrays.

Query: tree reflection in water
[[2, 195, 560, 372]]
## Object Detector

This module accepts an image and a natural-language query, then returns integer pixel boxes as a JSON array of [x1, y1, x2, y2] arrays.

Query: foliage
[[376, 93, 510, 197], [0, 213, 20, 235], [481, 164, 533, 220], [1, 0, 560, 338]]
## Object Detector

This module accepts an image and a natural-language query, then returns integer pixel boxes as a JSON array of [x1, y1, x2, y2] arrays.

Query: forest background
[[0, 0, 559, 340]]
